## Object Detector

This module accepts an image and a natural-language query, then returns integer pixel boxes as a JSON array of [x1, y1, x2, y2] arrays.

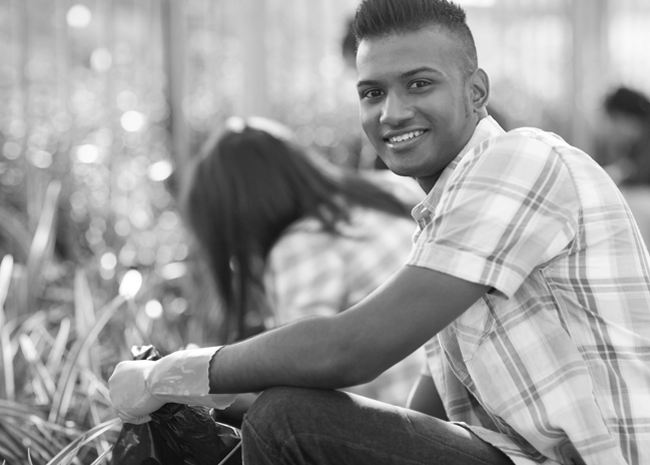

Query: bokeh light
[[145, 299, 164, 319], [27, 150, 53, 169], [66, 4, 92, 29], [2, 141, 21, 160], [120, 110, 146, 132], [100, 252, 117, 271], [158, 210, 180, 230], [159, 262, 187, 280], [118, 269, 143, 299], [148, 160, 173, 182], [90, 48, 113, 72], [75, 144, 101, 164]]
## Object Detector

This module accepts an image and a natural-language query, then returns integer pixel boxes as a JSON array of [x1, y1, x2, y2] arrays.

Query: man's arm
[[209, 265, 489, 394]]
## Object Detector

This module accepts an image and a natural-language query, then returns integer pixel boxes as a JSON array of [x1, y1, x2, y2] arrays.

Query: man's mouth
[[386, 130, 425, 145]]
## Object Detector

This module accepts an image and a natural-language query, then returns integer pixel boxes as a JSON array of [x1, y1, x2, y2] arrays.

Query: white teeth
[[388, 130, 424, 144]]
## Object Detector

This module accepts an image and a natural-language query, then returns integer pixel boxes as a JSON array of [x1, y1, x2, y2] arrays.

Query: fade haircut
[[352, 0, 478, 79]]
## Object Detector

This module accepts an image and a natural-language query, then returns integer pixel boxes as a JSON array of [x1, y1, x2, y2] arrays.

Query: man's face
[[356, 27, 481, 192]]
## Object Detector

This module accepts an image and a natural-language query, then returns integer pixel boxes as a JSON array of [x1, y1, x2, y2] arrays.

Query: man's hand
[[109, 360, 163, 424], [108, 347, 238, 424]]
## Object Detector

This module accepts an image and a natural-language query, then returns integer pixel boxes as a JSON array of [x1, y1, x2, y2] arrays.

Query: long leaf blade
[[0, 255, 15, 400], [45, 418, 120, 465], [49, 295, 125, 423]]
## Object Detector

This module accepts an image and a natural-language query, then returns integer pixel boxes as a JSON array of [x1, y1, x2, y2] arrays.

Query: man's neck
[[417, 175, 441, 194]]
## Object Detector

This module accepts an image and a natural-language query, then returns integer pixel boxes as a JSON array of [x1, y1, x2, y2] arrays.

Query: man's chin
[[384, 163, 417, 178]]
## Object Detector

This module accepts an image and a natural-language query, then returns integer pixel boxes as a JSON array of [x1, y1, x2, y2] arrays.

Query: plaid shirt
[[408, 116, 650, 465], [264, 205, 422, 405]]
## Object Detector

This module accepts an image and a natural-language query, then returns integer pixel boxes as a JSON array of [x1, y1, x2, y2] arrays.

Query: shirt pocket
[[451, 297, 495, 362]]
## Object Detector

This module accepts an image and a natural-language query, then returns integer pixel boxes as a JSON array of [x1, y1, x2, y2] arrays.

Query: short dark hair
[[352, 0, 477, 77], [604, 86, 650, 120]]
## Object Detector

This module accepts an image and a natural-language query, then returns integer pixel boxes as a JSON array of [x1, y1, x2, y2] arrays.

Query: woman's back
[[265, 206, 414, 323], [264, 199, 421, 406]]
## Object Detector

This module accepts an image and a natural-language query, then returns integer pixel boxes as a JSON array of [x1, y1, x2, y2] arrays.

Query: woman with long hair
[[181, 117, 422, 409]]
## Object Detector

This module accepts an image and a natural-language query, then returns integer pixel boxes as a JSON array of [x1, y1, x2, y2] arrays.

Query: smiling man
[[356, 19, 485, 193], [109, 1, 650, 464]]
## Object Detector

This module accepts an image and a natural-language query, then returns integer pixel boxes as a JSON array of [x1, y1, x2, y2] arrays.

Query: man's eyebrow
[[357, 66, 444, 88], [357, 79, 380, 89], [401, 66, 444, 79]]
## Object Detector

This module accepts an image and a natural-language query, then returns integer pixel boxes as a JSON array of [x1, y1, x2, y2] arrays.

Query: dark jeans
[[241, 386, 514, 465]]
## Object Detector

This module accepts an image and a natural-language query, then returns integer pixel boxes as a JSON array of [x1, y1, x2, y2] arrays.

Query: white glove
[[108, 347, 237, 424]]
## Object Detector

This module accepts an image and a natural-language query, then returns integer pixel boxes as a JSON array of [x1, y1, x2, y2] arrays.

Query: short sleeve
[[408, 133, 580, 297], [265, 228, 346, 325]]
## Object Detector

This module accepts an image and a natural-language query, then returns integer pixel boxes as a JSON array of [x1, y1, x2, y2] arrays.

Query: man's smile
[[384, 129, 427, 147]]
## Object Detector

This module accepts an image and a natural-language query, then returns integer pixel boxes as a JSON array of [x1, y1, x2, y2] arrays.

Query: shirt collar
[[412, 116, 506, 225]]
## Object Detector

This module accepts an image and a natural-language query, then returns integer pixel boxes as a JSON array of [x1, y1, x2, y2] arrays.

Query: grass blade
[[46, 317, 71, 373], [1, 417, 59, 462], [88, 445, 113, 465], [0, 254, 13, 309], [45, 418, 120, 465], [74, 268, 99, 388], [49, 295, 126, 423], [218, 441, 242, 465], [0, 443, 19, 463], [19, 333, 57, 403], [1, 325, 16, 402], [0, 207, 32, 263], [0, 421, 25, 460], [43, 430, 86, 465], [0, 255, 15, 400], [22, 180, 62, 310]]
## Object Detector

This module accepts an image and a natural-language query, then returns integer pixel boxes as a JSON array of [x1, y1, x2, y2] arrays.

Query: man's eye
[[362, 89, 383, 99], [409, 80, 431, 89]]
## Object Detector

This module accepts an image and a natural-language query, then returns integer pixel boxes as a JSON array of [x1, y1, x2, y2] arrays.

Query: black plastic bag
[[110, 345, 242, 465]]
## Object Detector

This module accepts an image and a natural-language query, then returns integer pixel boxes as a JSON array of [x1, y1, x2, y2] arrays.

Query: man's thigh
[[241, 386, 513, 465]]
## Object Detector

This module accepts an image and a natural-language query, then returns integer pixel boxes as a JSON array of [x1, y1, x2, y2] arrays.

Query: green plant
[[0, 178, 231, 464], [0, 180, 148, 464], [0, 250, 125, 464]]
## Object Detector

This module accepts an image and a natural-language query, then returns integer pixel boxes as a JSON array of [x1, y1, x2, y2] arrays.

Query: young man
[[109, 1, 650, 463]]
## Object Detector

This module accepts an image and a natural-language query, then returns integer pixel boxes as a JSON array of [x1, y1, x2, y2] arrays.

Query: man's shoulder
[[474, 125, 583, 164], [466, 125, 562, 163], [453, 124, 592, 192], [495, 126, 569, 149]]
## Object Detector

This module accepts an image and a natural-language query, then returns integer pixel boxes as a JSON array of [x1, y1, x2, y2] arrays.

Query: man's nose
[[379, 94, 414, 126]]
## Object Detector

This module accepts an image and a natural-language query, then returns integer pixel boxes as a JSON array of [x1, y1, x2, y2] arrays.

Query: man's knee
[[244, 386, 346, 442], [246, 386, 330, 429], [246, 386, 298, 426], [241, 386, 318, 458]]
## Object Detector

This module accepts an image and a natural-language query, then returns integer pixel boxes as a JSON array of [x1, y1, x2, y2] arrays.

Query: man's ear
[[469, 68, 490, 112]]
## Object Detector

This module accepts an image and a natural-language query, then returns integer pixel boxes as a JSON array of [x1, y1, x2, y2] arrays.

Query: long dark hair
[[182, 119, 411, 341]]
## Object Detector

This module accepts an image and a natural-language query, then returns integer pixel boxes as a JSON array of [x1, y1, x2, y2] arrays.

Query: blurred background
[[1, 0, 650, 463]]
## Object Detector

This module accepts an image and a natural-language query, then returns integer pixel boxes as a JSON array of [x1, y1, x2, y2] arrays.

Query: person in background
[[598, 86, 650, 246], [180, 116, 423, 424], [110, 1, 650, 463]]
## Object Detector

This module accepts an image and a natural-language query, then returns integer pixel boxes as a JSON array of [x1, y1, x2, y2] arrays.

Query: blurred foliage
[[0, 0, 236, 349], [0, 1, 362, 462]]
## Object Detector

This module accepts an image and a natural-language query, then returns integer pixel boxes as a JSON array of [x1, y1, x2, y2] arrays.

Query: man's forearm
[[208, 266, 490, 395], [208, 315, 364, 394]]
